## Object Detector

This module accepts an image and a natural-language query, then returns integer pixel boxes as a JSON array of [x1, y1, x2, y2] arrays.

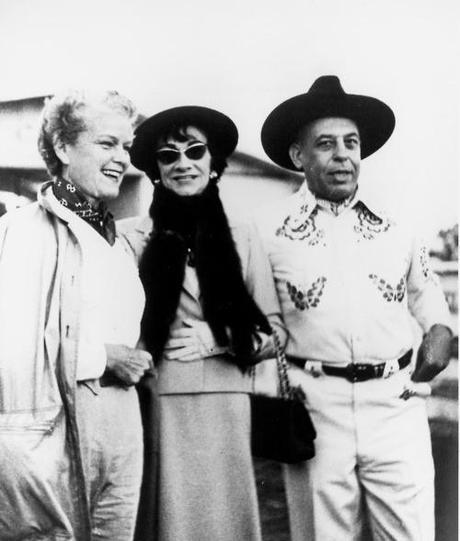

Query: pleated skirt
[[156, 392, 262, 541]]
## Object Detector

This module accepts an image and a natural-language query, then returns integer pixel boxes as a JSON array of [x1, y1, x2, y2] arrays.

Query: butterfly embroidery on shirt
[[286, 276, 327, 310], [369, 274, 406, 302], [276, 207, 325, 246], [354, 204, 393, 241]]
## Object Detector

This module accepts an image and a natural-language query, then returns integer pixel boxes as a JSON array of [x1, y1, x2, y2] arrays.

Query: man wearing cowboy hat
[[258, 75, 453, 540]]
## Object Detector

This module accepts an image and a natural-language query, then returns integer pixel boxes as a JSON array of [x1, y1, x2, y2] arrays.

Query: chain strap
[[251, 326, 305, 401], [271, 326, 295, 400]]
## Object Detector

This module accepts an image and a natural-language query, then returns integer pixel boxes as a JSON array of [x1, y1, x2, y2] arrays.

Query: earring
[[153, 178, 160, 185], [209, 171, 218, 180]]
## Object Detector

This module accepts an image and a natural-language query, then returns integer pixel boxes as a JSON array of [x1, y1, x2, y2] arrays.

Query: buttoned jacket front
[[119, 211, 284, 395]]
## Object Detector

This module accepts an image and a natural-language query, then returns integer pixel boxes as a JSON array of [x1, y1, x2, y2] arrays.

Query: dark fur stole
[[139, 182, 271, 366]]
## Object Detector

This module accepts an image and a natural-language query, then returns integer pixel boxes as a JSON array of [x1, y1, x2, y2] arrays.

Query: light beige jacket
[[0, 181, 93, 539]]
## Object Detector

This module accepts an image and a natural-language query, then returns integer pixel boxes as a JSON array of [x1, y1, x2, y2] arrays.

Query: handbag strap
[[271, 326, 294, 400]]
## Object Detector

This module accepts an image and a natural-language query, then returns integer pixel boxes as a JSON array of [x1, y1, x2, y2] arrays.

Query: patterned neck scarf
[[52, 178, 116, 246]]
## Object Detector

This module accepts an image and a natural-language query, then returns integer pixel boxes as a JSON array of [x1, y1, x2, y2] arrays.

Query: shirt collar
[[293, 180, 386, 221]]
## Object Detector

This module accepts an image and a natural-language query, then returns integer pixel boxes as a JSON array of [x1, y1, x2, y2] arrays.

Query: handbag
[[250, 329, 316, 463]]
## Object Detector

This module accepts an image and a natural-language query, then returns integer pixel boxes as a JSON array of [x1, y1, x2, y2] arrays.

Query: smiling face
[[55, 105, 134, 205], [289, 117, 361, 202], [156, 126, 212, 197]]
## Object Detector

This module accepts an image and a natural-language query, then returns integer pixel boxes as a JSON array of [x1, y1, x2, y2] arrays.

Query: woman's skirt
[[156, 392, 261, 541]]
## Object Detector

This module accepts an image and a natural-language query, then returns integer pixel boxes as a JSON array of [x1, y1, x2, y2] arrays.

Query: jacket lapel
[[182, 265, 201, 302]]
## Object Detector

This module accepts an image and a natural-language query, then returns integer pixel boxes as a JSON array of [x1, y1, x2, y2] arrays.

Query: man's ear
[[288, 142, 303, 171], [53, 139, 70, 165]]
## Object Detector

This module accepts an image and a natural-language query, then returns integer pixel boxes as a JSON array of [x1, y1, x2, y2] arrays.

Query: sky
[[0, 0, 458, 238]]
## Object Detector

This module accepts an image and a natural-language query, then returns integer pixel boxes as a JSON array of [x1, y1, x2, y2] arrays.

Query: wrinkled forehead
[[158, 125, 208, 147], [299, 117, 360, 142]]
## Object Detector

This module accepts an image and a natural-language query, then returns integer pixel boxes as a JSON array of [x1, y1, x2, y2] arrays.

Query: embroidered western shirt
[[257, 181, 452, 364]]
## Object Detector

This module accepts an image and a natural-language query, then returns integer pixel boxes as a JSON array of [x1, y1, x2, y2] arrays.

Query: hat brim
[[261, 93, 395, 170], [130, 105, 238, 172]]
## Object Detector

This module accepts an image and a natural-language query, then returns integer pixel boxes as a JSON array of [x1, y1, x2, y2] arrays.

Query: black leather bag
[[251, 331, 316, 464]]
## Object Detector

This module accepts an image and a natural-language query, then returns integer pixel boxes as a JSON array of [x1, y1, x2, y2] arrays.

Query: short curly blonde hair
[[38, 89, 138, 176]]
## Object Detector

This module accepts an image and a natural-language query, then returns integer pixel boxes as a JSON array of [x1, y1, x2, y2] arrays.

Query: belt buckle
[[383, 359, 400, 379], [346, 363, 374, 383], [305, 360, 322, 378]]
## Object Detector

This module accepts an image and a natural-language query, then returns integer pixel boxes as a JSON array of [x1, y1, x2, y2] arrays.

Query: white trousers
[[76, 382, 143, 541], [284, 365, 434, 541], [0, 384, 143, 541]]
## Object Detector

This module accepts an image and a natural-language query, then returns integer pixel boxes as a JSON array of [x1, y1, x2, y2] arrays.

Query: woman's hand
[[163, 319, 226, 362], [104, 344, 153, 386]]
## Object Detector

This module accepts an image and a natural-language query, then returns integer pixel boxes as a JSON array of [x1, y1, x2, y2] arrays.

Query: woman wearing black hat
[[123, 106, 285, 541]]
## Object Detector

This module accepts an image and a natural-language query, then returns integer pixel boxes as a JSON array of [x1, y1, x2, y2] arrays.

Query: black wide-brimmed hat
[[130, 105, 238, 172], [261, 75, 395, 170]]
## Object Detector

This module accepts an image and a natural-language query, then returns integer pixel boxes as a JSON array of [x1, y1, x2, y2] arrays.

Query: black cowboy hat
[[130, 105, 238, 172], [261, 75, 395, 171]]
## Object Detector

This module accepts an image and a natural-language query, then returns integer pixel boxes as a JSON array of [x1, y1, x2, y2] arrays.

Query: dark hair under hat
[[261, 76, 395, 171], [130, 105, 238, 173]]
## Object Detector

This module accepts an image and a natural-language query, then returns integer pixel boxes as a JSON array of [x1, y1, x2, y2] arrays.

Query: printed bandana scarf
[[53, 178, 116, 245]]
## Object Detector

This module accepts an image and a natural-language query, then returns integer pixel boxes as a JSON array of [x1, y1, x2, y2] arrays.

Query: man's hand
[[163, 319, 225, 362], [105, 344, 153, 386], [411, 324, 453, 382]]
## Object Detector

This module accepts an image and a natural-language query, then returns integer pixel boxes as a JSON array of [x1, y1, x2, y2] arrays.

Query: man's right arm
[[407, 233, 453, 381]]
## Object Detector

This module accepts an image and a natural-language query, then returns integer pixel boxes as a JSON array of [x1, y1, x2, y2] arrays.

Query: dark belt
[[287, 349, 413, 383]]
